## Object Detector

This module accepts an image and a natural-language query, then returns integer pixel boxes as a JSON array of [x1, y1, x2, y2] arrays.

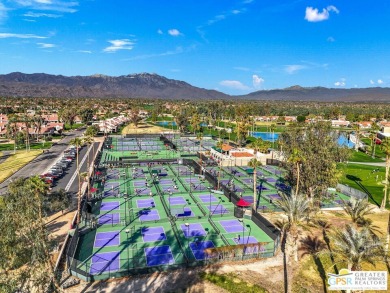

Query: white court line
[[65, 144, 93, 191]]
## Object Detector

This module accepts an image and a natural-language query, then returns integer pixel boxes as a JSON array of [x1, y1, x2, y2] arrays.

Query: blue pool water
[[337, 134, 355, 148], [157, 121, 176, 126], [250, 132, 355, 148], [250, 132, 279, 142]]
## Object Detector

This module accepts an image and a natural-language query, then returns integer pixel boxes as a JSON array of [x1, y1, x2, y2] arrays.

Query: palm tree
[[343, 197, 375, 224], [380, 138, 390, 209], [269, 123, 276, 149], [370, 123, 381, 158], [190, 113, 200, 134], [352, 123, 361, 152], [275, 193, 311, 293], [288, 148, 306, 196], [196, 130, 204, 174], [216, 139, 224, 190], [83, 136, 94, 199], [248, 158, 262, 210], [330, 224, 385, 271], [27, 176, 50, 222], [275, 192, 311, 262], [70, 137, 84, 223], [299, 236, 328, 293]]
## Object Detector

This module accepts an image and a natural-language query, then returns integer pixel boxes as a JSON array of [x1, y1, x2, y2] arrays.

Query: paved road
[[0, 128, 86, 194], [348, 161, 387, 167], [52, 142, 99, 193]]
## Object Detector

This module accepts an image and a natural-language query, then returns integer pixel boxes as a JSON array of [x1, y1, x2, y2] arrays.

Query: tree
[[85, 125, 99, 137], [279, 122, 349, 200], [130, 108, 142, 128], [330, 224, 385, 271], [59, 107, 77, 127], [275, 192, 311, 293], [70, 137, 84, 223], [190, 113, 201, 134], [297, 115, 306, 123], [370, 123, 381, 158], [0, 177, 62, 292], [275, 192, 311, 262], [248, 138, 270, 154], [83, 136, 95, 200], [299, 236, 327, 293], [196, 130, 204, 174], [174, 113, 188, 133], [269, 123, 276, 149], [288, 148, 306, 196], [248, 158, 262, 210], [235, 118, 249, 147], [79, 108, 94, 123], [352, 123, 361, 152], [343, 197, 375, 224], [380, 138, 390, 209]]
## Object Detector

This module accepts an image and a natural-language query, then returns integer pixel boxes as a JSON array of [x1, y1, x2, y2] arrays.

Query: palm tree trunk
[[87, 145, 91, 200], [295, 163, 300, 196], [381, 156, 389, 209], [253, 168, 257, 210], [77, 149, 81, 224], [372, 138, 377, 158]]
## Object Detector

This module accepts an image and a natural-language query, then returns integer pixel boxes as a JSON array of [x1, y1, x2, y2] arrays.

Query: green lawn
[[0, 142, 53, 151], [64, 123, 85, 130], [348, 150, 384, 163], [337, 163, 387, 208]]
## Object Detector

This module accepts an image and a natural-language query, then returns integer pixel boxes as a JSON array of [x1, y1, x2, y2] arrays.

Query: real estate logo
[[327, 268, 388, 291]]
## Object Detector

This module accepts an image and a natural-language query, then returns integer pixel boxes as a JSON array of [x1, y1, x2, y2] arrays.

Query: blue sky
[[0, 0, 389, 95]]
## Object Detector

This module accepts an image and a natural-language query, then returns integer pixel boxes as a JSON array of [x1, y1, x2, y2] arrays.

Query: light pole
[[185, 222, 190, 259], [207, 187, 212, 215], [124, 194, 128, 225], [238, 218, 245, 245], [125, 228, 130, 271], [169, 190, 173, 216]]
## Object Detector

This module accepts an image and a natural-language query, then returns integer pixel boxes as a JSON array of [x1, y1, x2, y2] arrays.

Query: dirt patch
[[122, 122, 171, 135]]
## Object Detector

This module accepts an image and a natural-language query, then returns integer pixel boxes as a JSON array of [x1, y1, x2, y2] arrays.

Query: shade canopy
[[236, 198, 251, 207]]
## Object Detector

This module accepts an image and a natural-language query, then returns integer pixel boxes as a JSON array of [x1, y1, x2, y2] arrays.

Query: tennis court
[[71, 136, 278, 281]]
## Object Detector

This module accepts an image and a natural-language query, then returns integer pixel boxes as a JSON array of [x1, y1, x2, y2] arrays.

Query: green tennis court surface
[[70, 135, 349, 281]]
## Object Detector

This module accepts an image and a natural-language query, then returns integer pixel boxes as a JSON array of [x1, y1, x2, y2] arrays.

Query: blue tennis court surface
[[173, 207, 194, 218], [219, 219, 247, 233], [198, 194, 218, 203], [207, 204, 229, 215], [169, 196, 187, 205], [100, 201, 120, 211], [139, 209, 160, 221], [98, 213, 120, 225], [145, 245, 175, 266], [136, 199, 155, 208], [233, 236, 260, 254], [133, 180, 148, 187], [94, 231, 120, 248], [141, 226, 167, 242], [189, 240, 215, 260], [161, 185, 180, 193], [90, 251, 120, 275], [180, 223, 207, 237], [134, 188, 152, 195]]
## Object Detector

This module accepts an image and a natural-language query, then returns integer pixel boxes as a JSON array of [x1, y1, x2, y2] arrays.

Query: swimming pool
[[250, 132, 279, 142], [250, 131, 355, 148]]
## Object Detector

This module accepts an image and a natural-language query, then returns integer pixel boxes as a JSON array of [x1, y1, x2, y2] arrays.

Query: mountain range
[[1, 72, 390, 102]]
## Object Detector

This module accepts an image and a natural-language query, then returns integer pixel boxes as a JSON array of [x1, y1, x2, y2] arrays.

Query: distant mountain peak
[[284, 85, 304, 90]]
